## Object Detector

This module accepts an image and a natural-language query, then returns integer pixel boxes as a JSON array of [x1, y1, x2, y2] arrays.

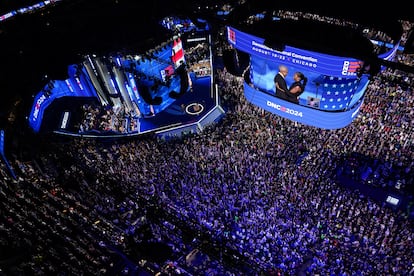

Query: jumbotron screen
[[226, 26, 378, 129], [250, 55, 370, 111]]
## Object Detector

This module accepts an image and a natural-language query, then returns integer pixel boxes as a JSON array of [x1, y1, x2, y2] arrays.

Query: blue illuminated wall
[[0, 130, 4, 156], [29, 65, 98, 132]]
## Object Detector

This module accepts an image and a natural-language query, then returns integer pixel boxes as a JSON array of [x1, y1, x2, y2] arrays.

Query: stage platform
[[27, 24, 226, 139], [52, 74, 225, 139]]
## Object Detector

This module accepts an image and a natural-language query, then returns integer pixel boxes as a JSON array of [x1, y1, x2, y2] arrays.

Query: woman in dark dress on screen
[[286, 72, 307, 104]]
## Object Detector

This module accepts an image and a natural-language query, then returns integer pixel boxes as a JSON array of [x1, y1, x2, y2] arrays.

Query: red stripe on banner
[[173, 48, 184, 60], [172, 38, 185, 66]]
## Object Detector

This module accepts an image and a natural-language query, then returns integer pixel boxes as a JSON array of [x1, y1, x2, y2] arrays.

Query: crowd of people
[[1, 7, 414, 276], [78, 103, 139, 134]]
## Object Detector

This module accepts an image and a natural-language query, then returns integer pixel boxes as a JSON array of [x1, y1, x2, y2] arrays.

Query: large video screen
[[226, 25, 379, 128], [250, 55, 370, 111], [227, 26, 366, 78]]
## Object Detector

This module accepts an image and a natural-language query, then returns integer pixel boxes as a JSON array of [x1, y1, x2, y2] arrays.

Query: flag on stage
[[172, 38, 185, 67]]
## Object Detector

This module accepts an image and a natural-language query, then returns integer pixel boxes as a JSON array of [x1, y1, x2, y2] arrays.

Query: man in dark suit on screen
[[274, 65, 289, 100]]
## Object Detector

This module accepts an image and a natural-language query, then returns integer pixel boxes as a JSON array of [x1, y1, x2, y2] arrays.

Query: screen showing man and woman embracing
[[249, 56, 369, 112]]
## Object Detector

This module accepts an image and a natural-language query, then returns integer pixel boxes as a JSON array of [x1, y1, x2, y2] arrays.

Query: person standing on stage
[[274, 65, 289, 100], [286, 71, 307, 104]]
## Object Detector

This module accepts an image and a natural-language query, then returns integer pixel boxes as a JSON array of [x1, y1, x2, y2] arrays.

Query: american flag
[[171, 38, 185, 67]]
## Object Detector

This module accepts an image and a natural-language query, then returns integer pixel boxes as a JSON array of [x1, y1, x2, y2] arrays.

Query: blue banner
[[244, 82, 363, 129], [227, 26, 365, 78], [0, 130, 16, 179], [29, 65, 99, 132], [0, 129, 4, 156], [29, 92, 51, 132], [374, 40, 401, 61]]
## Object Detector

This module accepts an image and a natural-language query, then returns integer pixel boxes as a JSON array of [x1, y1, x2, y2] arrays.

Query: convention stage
[[51, 74, 224, 139]]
